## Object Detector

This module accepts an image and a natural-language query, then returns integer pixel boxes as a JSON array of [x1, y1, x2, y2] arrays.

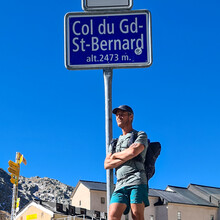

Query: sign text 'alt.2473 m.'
[[64, 10, 152, 70]]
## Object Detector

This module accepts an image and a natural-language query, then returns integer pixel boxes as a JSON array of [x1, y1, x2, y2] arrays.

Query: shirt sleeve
[[135, 131, 148, 149]]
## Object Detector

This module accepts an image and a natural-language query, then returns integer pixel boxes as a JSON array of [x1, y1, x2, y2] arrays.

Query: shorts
[[110, 184, 149, 215]]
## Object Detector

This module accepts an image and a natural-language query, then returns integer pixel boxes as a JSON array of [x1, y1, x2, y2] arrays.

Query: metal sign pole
[[11, 185, 17, 220], [103, 68, 114, 214], [10, 152, 19, 220]]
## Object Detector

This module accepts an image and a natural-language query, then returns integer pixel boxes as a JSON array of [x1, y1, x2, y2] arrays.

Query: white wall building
[[16, 180, 220, 220], [71, 180, 220, 220]]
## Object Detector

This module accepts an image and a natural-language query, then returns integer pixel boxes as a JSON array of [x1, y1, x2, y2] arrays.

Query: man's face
[[115, 110, 133, 128]]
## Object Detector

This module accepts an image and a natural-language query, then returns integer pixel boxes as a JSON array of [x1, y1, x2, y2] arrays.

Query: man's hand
[[104, 153, 125, 170]]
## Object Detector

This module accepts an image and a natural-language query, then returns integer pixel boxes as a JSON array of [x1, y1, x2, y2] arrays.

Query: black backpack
[[110, 131, 161, 181]]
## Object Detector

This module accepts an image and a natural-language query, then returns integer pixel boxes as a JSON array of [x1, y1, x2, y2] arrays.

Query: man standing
[[104, 105, 149, 220]]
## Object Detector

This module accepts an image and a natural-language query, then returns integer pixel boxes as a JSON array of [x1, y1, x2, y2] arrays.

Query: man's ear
[[129, 114, 134, 122]]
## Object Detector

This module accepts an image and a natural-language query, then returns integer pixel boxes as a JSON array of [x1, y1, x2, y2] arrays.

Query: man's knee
[[108, 211, 121, 220], [109, 203, 126, 220], [131, 210, 144, 220], [131, 203, 145, 220], [108, 209, 119, 220]]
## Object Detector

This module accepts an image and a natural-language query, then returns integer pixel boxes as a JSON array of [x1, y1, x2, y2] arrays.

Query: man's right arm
[[104, 153, 125, 169]]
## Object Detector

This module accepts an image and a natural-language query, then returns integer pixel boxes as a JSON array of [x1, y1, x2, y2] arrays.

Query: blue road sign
[[64, 10, 152, 70]]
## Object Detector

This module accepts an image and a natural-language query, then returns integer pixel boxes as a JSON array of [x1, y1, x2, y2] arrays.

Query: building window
[[79, 200, 81, 206], [211, 215, 214, 220], [150, 215, 154, 220], [101, 197, 105, 204], [177, 211, 181, 220]]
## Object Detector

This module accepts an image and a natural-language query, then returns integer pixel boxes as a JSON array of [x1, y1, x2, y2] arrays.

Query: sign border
[[64, 10, 152, 70], [82, 0, 133, 11]]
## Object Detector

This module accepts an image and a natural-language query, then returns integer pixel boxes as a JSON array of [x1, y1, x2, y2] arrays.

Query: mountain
[[0, 168, 74, 214]]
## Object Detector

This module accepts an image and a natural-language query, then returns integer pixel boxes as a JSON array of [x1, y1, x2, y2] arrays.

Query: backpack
[[110, 131, 161, 181]]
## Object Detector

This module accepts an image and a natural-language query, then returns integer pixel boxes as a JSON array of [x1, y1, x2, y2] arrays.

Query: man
[[104, 105, 149, 220]]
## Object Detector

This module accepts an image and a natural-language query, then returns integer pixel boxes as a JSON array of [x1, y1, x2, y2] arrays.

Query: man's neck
[[122, 127, 133, 135]]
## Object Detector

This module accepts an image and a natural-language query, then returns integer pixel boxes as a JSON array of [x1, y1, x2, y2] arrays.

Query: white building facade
[[71, 180, 220, 220]]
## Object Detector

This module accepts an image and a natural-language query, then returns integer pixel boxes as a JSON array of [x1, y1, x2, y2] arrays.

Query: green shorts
[[110, 184, 149, 215]]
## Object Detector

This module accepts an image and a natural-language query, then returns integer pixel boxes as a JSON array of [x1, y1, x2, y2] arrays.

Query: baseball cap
[[112, 105, 134, 115]]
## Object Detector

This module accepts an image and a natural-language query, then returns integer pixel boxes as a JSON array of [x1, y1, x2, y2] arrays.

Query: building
[[71, 180, 220, 220], [15, 200, 90, 220], [15, 181, 220, 220], [15, 200, 66, 220], [148, 184, 219, 220], [71, 180, 107, 213], [15, 199, 106, 220]]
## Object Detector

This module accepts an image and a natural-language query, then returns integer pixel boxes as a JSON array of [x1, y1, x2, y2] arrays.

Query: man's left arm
[[110, 142, 145, 162]]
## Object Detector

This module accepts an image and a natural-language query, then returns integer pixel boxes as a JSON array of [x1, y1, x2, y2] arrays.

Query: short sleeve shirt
[[114, 130, 148, 191]]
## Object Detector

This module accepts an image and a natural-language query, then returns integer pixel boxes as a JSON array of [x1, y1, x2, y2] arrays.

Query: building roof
[[80, 180, 107, 191], [165, 186, 217, 207], [70, 180, 107, 199], [189, 184, 220, 201]]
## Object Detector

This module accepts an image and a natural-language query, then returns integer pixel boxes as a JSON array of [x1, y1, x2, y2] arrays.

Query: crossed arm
[[104, 143, 145, 169]]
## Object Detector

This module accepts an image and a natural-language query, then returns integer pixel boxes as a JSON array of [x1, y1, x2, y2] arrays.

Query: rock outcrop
[[0, 168, 74, 213]]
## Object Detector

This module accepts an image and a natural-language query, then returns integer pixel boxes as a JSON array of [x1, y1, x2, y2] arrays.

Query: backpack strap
[[110, 138, 118, 154], [128, 130, 138, 146]]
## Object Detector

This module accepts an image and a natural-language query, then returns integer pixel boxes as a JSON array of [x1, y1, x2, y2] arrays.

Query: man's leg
[[130, 202, 145, 220], [109, 203, 127, 220], [130, 184, 149, 220]]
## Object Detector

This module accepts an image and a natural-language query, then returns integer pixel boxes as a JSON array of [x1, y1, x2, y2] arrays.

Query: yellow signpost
[[10, 175, 19, 185], [8, 160, 20, 179], [9, 152, 27, 220], [18, 153, 27, 165]]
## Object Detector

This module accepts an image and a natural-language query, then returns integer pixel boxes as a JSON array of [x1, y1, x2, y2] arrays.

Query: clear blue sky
[[1, 0, 220, 190]]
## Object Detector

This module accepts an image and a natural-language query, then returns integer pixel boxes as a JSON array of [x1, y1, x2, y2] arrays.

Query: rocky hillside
[[0, 168, 74, 213]]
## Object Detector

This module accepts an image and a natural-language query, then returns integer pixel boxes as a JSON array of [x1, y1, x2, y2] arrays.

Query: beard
[[117, 119, 130, 129]]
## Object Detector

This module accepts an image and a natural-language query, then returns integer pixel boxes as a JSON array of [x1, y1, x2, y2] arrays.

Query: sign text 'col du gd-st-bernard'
[[64, 10, 152, 70]]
